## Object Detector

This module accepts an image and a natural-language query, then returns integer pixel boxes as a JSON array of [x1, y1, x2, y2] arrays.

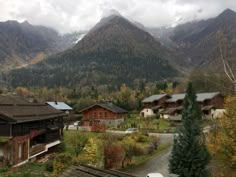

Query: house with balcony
[[140, 94, 169, 117], [141, 92, 224, 120], [80, 103, 127, 128], [0, 96, 66, 166]]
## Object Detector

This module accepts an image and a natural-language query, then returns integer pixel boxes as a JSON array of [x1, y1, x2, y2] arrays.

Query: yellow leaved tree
[[208, 96, 236, 176]]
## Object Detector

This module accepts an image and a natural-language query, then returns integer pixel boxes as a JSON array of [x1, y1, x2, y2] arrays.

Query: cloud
[[0, 0, 236, 33]]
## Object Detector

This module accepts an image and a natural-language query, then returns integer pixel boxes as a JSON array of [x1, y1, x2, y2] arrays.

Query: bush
[[45, 161, 53, 172], [0, 166, 9, 173], [146, 144, 155, 154], [130, 132, 149, 143], [150, 136, 160, 150], [53, 153, 72, 176]]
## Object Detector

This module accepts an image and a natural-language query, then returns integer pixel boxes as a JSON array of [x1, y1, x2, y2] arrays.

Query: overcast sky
[[0, 0, 236, 33]]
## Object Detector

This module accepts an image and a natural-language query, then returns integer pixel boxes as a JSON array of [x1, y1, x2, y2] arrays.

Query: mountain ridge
[[9, 14, 179, 88]]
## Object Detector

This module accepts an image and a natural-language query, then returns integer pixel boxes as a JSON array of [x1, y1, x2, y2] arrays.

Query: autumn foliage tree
[[208, 96, 236, 176]]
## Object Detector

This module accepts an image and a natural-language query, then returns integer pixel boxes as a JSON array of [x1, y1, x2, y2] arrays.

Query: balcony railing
[[30, 144, 46, 156]]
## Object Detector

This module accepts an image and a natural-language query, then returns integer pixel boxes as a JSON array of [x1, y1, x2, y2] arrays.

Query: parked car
[[146, 173, 164, 177], [73, 121, 80, 126], [125, 128, 138, 134]]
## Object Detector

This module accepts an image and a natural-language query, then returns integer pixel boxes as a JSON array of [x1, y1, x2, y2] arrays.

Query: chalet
[[142, 92, 224, 120], [141, 94, 169, 117], [0, 96, 66, 166], [59, 164, 137, 177], [80, 103, 127, 127]]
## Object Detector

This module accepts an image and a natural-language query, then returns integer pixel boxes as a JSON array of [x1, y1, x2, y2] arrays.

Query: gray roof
[[47, 102, 73, 111], [166, 94, 185, 103], [0, 96, 66, 123], [80, 103, 127, 113], [196, 92, 221, 102], [166, 92, 221, 103], [142, 94, 167, 103], [59, 164, 137, 177]]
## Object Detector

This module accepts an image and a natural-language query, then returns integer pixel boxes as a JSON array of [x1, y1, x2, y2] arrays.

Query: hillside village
[[0, 2, 236, 177], [0, 88, 232, 177]]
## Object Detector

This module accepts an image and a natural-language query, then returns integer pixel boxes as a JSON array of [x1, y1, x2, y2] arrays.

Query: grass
[[115, 115, 177, 133], [0, 162, 51, 177], [63, 130, 103, 155]]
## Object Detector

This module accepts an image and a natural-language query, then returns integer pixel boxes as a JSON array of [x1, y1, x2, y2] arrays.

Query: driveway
[[125, 134, 174, 177]]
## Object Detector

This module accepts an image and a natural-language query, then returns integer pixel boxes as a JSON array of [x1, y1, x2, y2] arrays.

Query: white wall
[[140, 108, 155, 118]]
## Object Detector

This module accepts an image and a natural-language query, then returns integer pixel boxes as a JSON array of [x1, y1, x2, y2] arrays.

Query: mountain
[[149, 9, 236, 69], [9, 15, 179, 88], [0, 20, 83, 70]]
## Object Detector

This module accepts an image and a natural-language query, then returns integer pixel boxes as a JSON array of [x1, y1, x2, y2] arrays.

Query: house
[[0, 96, 66, 167], [79, 103, 127, 127], [47, 102, 73, 114], [142, 92, 224, 120], [141, 94, 169, 117], [59, 164, 137, 177]]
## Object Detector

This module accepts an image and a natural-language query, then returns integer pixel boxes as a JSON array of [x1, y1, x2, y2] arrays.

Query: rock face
[[0, 20, 81, 70], [9, 15, 178, 87]]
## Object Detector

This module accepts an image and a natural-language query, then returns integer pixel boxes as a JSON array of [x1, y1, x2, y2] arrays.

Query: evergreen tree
[[169, 82, 210, 177]]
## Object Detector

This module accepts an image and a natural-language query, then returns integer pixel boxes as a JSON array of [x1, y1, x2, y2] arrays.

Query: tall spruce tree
[[169, 82, 210, 177]]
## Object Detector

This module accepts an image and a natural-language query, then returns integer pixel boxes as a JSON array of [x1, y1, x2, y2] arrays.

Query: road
[[125, 133, 174, 177]]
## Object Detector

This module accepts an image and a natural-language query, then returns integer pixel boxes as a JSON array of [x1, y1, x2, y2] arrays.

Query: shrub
[[0, 166, 9, 173], [150, 136, 160, 150], [53, 153, 72, 176], [45, 161, 53, 172], [146, 144, 155, 154]]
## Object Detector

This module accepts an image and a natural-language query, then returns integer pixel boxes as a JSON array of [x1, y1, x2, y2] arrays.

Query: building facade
[[0, 96, 66, 166], [80, 103, 127, 127], [141, 92, 224, 120]]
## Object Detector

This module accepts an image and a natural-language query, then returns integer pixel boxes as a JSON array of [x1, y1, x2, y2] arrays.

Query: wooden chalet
[[141, 94, 169, 117], [142, 92, 224, 120], [80, 103, 127, 127], [59, 164, 137, 177], [0, 96, 66, 166]]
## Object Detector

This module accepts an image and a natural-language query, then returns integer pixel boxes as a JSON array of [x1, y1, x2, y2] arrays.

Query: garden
[[0, 130, 171, 177]]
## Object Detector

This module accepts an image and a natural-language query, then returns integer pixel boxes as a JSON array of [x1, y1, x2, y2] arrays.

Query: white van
[[146, 173, 164, 177]]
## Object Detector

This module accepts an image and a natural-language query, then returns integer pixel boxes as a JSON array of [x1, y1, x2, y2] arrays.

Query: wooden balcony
[[30, 144, 46, 156]]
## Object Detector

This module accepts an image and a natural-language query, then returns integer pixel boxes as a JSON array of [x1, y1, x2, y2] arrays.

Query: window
[[94, 112, 97, 118], [99, 112, 102, 118], [104, 112, 107, 117], [18, 143, 22, 159]]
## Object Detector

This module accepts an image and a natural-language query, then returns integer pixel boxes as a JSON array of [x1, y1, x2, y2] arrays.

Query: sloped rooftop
[[166, 92, 221, 103], [79, 103, 127, 113], [59, 164, 137, 177], [0, 95, 66, 123], [47, 102, 73, 111], [142, 94, 167, 103]]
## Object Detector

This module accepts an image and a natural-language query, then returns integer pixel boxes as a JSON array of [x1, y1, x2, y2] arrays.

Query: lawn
[[0, 162, 51, 177], [63, 130, 101, 155], [116, 116, 177, 133]]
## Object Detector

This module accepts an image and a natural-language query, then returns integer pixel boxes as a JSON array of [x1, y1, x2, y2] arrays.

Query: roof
[[202, 105, 214, 111], [160, 106, 182, 114], [166, 94, 185, 103], [47, 102, 73, 111], [0, 96, 66, 123], [196, 92, 221, 102], [80, 103, 128, 113], [142, 94, 167, 103], [151, 105, 161, 110], [166, 92, 221, 103], [58, 164, 138, 177]]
